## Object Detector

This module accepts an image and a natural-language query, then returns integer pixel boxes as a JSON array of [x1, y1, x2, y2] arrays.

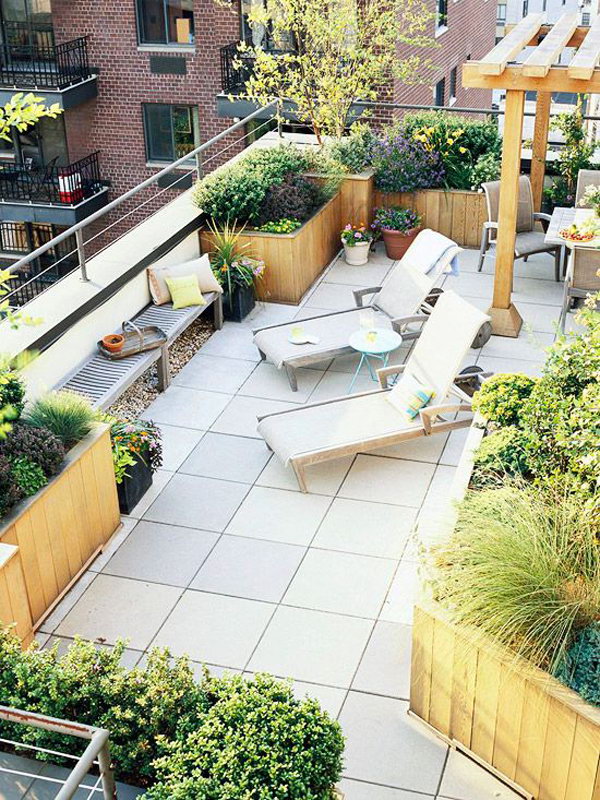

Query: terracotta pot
[[342, 239, 370, 266], [102, 333, 125, 353], [381, 226, 421, 260]]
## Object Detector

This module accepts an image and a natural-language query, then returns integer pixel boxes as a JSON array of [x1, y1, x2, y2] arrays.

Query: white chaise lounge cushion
[[258, 391, 419, 466]]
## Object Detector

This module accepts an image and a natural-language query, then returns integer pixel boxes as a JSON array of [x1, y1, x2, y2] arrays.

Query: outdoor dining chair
[[559, 246, 600, 332], [257, 290, 490, 492], [253, 229, 461, 390], [478, 176, 562, 281]]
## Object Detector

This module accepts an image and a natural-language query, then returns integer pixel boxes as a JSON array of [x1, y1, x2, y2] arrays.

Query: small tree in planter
[[372, 206, 422, 260], [207, 221, 266, 322], [110, 419, 162, 514]]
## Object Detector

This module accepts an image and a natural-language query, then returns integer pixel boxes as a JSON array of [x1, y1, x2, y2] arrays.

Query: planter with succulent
[[410, 297, 600, 800], [109, 418, 162, 514], [340, 223, 374, 265], [373, 206, 422, 260]]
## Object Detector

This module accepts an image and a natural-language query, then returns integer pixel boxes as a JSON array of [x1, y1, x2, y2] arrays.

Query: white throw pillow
[[148, 254, 222, 305]]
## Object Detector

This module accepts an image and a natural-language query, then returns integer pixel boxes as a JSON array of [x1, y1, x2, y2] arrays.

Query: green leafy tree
[[234, 0, 432, 143]]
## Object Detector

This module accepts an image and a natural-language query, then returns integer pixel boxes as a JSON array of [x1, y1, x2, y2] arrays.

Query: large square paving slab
[[226, 486, 331, 545], [339, 692, 447, 794], [181, 432, 270, 484], [248, 605, 373, 686], [173, 352, 257, 393], [211, 395, 296, 437], [238, 362, 324, 403], [152, 590, 274, 669], [340, 455, 435, 507], [352, 621, 413, 699], [313, 498, 415, 559], [102, 520, 218, 587], [191, 535, 305, 602], [55, 574, 181, 650], [439, 750, 522, 800], [257, 453, 354, 495], [283, 549, 396, 618], [339, 780, 433, 800], [144, 473, 249, 531], [143, 385, 231, 430]]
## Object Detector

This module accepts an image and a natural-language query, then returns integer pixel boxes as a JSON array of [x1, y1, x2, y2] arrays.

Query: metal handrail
[[4, 100, 278, 286], [0, 705, 116, 799]]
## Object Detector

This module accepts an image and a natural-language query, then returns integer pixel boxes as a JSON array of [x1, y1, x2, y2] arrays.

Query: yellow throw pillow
[[165, 274, 206, 310]]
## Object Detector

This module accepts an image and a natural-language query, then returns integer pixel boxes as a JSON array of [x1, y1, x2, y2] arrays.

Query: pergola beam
[[508, 24, 592, 49], [477, 14, 544, 75], [568, 16, 600, 78], [530, 91, 551, 212], [463, 62, 600, 91], [521, 13, 579, 77]]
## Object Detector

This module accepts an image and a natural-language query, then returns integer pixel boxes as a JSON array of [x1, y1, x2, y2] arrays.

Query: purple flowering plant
[[340, 223, 375, 247], [373, 206, 422, 234], [370, 127, 445, 193]]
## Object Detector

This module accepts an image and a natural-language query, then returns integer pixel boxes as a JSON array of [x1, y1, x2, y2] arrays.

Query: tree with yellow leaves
[[0, 92, 62, 161], [233, 0, 432, 143]]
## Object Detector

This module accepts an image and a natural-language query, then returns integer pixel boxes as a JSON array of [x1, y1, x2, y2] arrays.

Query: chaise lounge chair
[[253, 229, 461, 390], [257, 291, 490, 492]]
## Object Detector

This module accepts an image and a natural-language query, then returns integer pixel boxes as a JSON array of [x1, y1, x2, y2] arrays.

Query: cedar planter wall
[[374, 188, 487, 248], [0, 424, 120, 643], [411, 603, 600, 800], [199, 193, 342, 305]]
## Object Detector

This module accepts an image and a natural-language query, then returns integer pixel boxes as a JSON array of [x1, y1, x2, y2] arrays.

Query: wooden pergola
[[462, 13, 600, 336]]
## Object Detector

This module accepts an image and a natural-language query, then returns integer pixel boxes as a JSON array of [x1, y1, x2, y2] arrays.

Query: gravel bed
[[107, 317, 214, 418]]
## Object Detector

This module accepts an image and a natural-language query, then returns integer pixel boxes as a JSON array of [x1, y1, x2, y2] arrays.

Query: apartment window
[[582, 11, 591, 24], [143, 104, 199, 162], [497, 3, 506, 22], [436, 0, 448, 28], [449, 67, 457, 103], [137, 0, 194, 45], [522, 0, 528, 15], [434, 78, 445, 106]]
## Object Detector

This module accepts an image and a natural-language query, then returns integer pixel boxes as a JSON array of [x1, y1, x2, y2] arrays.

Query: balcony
[[0, 27, 98, 109], [218, 41, 294, 118], [0, 152, 109, 225]]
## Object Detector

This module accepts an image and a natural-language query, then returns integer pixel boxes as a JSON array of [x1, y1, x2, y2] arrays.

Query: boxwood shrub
[[0, 630, 344, 796]]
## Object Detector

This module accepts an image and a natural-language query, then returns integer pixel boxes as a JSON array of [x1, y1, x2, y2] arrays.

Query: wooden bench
[[57, 292, 223, 409]]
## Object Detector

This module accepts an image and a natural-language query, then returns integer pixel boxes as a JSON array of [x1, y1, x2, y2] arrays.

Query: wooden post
[[530, 91, 551, 212], [489, 89, 525, 337]]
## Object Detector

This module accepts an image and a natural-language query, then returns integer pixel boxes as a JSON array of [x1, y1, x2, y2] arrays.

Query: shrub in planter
[[145, 672, 345, 800], [257, 174, 325, 227], [471, 426, 531, 488], [471, 373, 537, 429], [10, 455, 47, 498], [24, 390, 97, 449], [0, 454, 22, 516], [557, 623, 600, 706], [326, 123, 375, 174], [401, 111, 501, 191], [429, 482, 600, 676], [0, 421, 65, 478], [470, 152, 501, 191], [0, 630, 203, 786]]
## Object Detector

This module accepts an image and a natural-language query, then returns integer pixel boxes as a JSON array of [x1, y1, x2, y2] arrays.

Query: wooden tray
[[98, 321, 167, 360]]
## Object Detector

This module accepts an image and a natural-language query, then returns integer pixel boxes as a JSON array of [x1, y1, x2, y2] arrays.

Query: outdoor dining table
[[544, 205, 599, 249]]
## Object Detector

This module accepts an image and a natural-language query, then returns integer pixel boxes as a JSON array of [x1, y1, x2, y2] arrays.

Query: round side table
[[347, 328, 403, 393]]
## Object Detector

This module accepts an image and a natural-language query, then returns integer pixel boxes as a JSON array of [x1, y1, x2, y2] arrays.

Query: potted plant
[[110, 418, 162, 514], [580, 183, 600, 217], [207, 220, 265, 322], [373, 206, 422, 259], [340, 223, 374, 265]]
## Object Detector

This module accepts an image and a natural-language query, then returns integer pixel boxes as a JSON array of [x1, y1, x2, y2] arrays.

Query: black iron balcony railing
[[0, 152, 104, 206], [220, 41, 293, 95], [0, 34, 92, 89]]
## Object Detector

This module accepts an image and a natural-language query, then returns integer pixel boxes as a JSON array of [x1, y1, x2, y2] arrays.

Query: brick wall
[[393, 0, 497, 109]]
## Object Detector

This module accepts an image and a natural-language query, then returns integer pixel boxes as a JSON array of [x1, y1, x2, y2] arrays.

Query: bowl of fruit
[[558, 222, 600, 246]]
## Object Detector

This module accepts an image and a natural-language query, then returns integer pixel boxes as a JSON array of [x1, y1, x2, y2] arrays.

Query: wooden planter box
[[411, 603, 600, 800], [0, 424, 120, 644], [199, 192, 342, 305], [374, 188, 487, 248], [410, 423, 600, 800], [340, 170, 375, 227]]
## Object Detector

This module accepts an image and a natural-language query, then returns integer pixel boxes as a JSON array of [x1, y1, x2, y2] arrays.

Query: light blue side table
[[347, 328, 403, 393]]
